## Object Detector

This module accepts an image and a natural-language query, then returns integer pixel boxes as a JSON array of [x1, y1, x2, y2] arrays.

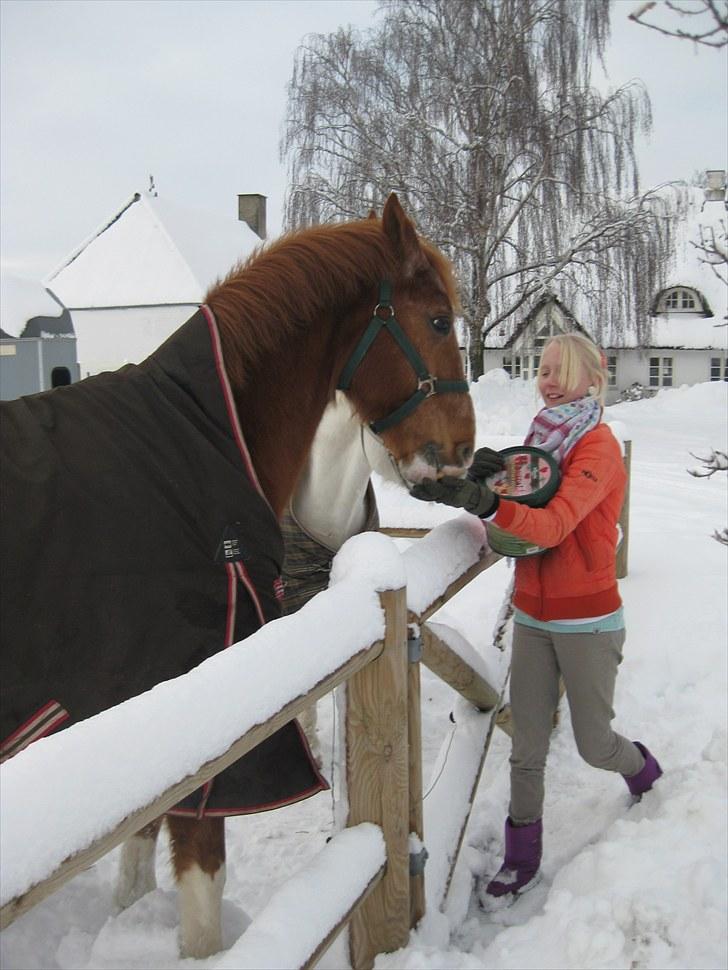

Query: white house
[[482, 182, 727, 404], [45, 192, 263, 377]]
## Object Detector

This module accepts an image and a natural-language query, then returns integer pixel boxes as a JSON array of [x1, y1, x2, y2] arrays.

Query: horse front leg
[[114, 817, 163, 910], [166, 814, 226, 959]]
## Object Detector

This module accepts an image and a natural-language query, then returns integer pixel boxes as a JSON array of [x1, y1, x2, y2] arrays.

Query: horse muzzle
[[398, 440, 473, 485]]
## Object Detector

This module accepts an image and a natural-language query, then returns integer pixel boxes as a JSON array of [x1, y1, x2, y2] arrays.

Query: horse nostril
[[422, 442, 443, 469], [456, 443, 473, 466]]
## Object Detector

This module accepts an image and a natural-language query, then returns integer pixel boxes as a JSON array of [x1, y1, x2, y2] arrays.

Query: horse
[[0, 193, 475, 958]]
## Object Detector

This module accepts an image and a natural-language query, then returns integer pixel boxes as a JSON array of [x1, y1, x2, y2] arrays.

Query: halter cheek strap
[[337, 280, 469, 435]]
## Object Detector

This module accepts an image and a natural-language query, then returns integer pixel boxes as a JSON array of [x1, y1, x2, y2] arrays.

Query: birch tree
[[282, 0, 678, 378]]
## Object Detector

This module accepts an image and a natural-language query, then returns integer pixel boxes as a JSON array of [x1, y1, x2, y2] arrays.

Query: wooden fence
[[0, 442, 630, 969]]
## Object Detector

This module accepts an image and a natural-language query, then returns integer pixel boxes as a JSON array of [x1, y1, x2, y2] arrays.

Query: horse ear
[[382, 193, 428, 277], [367, 208, 377, 220]]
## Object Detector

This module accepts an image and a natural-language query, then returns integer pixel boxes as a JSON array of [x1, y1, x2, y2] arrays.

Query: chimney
[[704, 170, 726, 203], [238, 194, 267, 239]]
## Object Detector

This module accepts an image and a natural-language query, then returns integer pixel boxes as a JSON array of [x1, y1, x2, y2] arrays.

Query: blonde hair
[[540, 333, 607, 405]]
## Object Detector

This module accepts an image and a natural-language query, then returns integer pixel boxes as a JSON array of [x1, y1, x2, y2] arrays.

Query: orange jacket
[[492, 424, 626, 621]]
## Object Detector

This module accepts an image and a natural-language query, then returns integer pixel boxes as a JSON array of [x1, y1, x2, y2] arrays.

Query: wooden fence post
[[617, 439, 632, 579], [407, 638, 425, 928], [346, 587, 410, 969]]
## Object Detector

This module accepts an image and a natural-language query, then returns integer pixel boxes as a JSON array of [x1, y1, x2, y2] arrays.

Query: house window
[[607, 356, 617, 387], [710, 357, 727, 382], [533, 311, 566, 349], [649, 356, 673, 387], [521, 354, 541, 380], [504, 355, 523, 378], [660, 287, 699, 313]]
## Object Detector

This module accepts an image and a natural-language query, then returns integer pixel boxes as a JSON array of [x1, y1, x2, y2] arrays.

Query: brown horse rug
[[0, 307, 326, 816]]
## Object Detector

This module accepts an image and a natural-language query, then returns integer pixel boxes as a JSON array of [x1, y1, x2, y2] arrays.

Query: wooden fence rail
[[0, 633, 387, 932]]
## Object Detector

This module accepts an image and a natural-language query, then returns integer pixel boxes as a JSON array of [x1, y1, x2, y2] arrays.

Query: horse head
[[339, 194, 475, 485]]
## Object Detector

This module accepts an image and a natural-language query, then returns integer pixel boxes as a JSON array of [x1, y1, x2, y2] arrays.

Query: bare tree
[[282, 0, 679, 378], [688, 449, 728, 476], [629, 0, 728, 49], [692, 218, 728, 287], [688, 450, 728, 545]]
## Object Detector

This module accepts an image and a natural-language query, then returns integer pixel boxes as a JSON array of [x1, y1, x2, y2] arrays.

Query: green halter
[[337, 280, 469, 435]]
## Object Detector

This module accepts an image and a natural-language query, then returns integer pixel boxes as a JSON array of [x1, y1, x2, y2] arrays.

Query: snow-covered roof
[[621, 315, 727, 351], [662, 189, 726, 316], [0, 274, 69, 339], [45, 192, 262, 309], [485, 186, 727, 352], [604, 188, 727, 350]]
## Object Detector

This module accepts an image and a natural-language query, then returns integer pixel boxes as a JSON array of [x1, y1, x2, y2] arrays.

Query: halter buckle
[[418, 376, 437, 398], [374, 303, 394, 320]]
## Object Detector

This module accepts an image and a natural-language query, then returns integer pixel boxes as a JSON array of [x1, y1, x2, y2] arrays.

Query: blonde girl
[[413, 332, 662, 904]]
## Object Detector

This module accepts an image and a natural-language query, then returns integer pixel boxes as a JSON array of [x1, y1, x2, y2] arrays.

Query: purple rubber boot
[[479, 817, 542, 905], [624, 741, 662, 798]]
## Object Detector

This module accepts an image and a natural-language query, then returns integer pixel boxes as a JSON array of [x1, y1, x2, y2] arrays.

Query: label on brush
[[489, 453, 554, 498]]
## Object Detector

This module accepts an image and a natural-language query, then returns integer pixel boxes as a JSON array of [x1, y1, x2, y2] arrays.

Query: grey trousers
[[509, 621, 645, 824]]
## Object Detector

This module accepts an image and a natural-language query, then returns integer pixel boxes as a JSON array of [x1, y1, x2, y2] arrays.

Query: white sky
[[1, 0, 726, 281]]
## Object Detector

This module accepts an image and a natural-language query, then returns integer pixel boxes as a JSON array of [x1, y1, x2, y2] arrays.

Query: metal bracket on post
[[407, 624, 422, 663], [409, 845, 429, 877]]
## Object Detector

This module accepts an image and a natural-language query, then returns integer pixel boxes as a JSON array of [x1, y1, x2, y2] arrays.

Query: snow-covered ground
[[1, 373, 726, 970]]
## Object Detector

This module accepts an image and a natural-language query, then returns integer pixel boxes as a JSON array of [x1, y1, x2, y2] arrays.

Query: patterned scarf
[[524, 396, 602, 466]]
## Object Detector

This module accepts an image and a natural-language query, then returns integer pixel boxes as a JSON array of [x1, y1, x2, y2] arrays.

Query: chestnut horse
[[0, 194, 474, 957]]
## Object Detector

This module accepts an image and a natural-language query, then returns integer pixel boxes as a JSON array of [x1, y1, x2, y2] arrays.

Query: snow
[[330, 531, 406, 593], [211, 824, 386, 970], [1, 375, 727, 970], [648, 315, 727, 352], [402, 517, 488, 617], [0, 274, 65, 338]]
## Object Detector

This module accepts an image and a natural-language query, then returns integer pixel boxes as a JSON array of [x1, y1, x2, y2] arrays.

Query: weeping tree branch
[[282, 0, 680, 378]]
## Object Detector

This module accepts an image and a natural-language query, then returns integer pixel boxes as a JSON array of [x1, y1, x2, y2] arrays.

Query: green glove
[[469, 446, 505, 481], [411, 475, 499, 517]]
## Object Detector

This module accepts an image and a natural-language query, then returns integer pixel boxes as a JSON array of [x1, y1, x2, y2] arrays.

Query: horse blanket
[[281, 484, 379, 615], [0, 307, 326, 816]]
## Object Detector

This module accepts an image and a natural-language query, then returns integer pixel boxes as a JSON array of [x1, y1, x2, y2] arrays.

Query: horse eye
[[431, 316, 451, 335]]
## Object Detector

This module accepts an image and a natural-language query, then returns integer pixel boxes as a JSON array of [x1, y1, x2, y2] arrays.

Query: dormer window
[[665, 288, 694, 310], [656, 287, 703, 314]]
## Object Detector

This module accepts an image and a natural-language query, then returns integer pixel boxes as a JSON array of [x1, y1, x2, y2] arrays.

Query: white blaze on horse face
[[399, 453, 435, 484], [398, 452, 465, 484]]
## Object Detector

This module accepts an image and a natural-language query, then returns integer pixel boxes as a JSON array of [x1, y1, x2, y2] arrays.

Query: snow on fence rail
[[0, 514, 527, 967]]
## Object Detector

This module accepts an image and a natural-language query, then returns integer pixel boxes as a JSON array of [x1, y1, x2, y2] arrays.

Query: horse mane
[[204, 217, 459, 385]]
